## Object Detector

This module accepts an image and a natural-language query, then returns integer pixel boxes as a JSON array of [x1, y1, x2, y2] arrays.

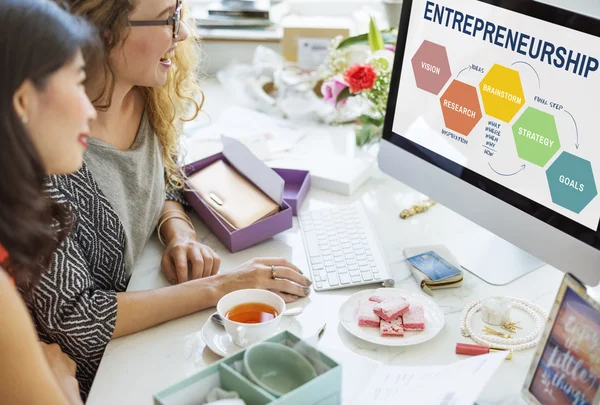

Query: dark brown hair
[[0, 0, 99, 288]]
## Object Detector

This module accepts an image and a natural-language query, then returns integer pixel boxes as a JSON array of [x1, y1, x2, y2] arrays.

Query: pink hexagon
[[411, 40, 452, 95]]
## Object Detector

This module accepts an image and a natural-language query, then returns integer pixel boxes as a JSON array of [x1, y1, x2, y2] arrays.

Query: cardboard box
[[154, 331, 342, 405], [272, 168, 310, 216]]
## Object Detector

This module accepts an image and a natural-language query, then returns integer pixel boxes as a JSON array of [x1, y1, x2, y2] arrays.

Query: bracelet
[[459, 296, 549, 351], [157, 213, 195, 246], [158, 209, 186, 222]]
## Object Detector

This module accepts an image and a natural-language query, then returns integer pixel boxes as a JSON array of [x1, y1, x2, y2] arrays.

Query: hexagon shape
[[439, 80, 482, 136], [512, 107, 560, 167], [546, 152, 598, 213], [411, 40, 452, 95], [479, 64, 525, 122]]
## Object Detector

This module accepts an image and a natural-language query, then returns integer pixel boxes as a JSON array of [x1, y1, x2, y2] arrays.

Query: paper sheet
[[351, 351, 509, 405]]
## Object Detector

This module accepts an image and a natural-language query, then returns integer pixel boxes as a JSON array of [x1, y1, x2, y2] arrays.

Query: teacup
[[217, 289, 285, 347]]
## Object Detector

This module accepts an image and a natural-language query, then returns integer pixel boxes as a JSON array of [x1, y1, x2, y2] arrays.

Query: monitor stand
[[446, 228, 545, 286]]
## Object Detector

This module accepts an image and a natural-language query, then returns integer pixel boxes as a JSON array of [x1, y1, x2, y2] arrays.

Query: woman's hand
[[39, 342, 82, 405], [161, 235, 221, 284], [213, 257, 312, 303]]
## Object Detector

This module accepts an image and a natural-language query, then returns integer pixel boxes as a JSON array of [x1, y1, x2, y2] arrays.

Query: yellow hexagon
[[479, 64, 526, 123]]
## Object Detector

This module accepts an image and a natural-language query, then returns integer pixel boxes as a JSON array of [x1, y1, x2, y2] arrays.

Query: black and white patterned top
[[24, 163, 186, 400]]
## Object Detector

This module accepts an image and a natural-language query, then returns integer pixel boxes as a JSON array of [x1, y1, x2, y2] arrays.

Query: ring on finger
[[271, 265, 276, 279]]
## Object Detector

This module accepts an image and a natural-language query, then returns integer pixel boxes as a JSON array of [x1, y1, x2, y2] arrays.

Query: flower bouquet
[[319, 17, 397, 147]]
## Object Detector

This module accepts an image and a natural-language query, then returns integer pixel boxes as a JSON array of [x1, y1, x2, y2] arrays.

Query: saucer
[[201, 313, 304, 357]]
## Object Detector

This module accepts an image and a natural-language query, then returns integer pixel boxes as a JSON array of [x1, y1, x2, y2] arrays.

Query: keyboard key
[[369, 261, 376, 267], [348, 264, 358, 271], [351, 276, 362, 283], [349, 270, 360, 277], [312, 263, 324, 270], [373, 273, 381, 280], [362, 272, 373, 281], [360, 266, 371, 272], [356, 254, 367, 261], [334, 256, 344, 263], [310, 257, 323, 265], [316, 282, 324, 289], [358, 260, 368, 267], [328, 273, 340, 286], [337, 267, 348, 274], [340, 273, 351, 284], [324, 260, 334, 267], [304, 233, 321, 257], [326, 266, 336, 273]]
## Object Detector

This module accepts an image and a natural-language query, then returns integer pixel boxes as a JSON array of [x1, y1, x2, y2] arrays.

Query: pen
[[455, 342, 513, 360]]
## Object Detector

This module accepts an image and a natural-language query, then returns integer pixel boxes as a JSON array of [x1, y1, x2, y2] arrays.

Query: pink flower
[[385, 44, 396, 52], [321, 76, 349, 107]]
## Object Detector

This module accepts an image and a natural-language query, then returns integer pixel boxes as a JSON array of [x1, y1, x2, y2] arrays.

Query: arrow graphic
[[564, 109, 579, 149], [488, 163, 526, 177], [512, 61, 540, 89], [456, 65, 471, 79]]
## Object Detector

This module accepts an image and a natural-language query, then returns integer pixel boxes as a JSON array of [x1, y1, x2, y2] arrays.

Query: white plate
[[338, 288, 445, 347], [201, 313, 304, 357]]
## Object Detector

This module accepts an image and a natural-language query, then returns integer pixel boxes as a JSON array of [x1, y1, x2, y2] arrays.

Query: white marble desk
[[86, 80, 567, 405]]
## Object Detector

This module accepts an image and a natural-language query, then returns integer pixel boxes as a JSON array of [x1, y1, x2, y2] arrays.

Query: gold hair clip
[[501, 320, 522, 333], [483, 326, 512, 339], [400, 199, 437, 219]]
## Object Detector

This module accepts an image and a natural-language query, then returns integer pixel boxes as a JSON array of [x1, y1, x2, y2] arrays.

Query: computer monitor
[[378, 0, 600, 286]]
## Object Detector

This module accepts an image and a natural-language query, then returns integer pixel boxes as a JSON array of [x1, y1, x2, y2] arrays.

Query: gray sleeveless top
[[85, 111, 165, 276]]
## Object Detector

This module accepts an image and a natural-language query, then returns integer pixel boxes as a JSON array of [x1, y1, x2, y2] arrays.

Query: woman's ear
[[12, 80, 36, 122]]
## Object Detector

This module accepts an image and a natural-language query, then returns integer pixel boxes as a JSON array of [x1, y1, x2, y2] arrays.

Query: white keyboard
[[299, 202, 394, 291]]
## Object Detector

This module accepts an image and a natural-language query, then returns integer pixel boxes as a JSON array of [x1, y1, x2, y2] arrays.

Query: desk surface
[[87, 79, 567, 405]]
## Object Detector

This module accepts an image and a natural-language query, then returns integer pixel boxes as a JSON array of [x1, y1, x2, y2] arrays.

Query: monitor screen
[[384, 0, 600, 246]]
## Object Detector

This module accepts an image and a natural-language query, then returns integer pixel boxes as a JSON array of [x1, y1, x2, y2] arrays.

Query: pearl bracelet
[[460, 297, 549, 351]]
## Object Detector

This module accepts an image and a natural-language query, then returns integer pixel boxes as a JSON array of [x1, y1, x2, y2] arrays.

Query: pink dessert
[[373, 298, 410, 322], [380, 318, 404, 337], [357, 301, 380, 327], [402, 305, 425, 331], [369, 295, 385, 303]]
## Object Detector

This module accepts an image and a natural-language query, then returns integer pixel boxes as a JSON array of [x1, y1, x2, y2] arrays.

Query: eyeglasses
[[129, 0, 182, 39]]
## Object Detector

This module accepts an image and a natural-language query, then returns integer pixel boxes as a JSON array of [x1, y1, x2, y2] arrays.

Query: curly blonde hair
[[59, 0, 202, 191]]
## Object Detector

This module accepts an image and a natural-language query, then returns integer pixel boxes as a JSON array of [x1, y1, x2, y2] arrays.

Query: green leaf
[[336, 87, 354, 103], [337, 29, 397, 50], [368, 16, 384, 51], [359, 114, 385, 127]]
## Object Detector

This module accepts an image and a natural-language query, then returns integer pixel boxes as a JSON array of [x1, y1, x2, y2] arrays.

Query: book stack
[[192, 0, 290, 28]]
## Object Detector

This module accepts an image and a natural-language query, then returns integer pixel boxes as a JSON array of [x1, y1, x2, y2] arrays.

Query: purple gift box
[[184, 152, 310, 253]]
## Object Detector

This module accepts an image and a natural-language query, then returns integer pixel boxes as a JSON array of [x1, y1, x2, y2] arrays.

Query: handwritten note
[[351, 351, 508, 405]]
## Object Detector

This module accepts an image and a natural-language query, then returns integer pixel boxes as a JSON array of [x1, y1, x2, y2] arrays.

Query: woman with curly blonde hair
[[24, 0, 311, 398]]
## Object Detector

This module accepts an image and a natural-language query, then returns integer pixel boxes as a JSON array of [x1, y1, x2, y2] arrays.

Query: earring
[[21, 115, 28, 125]]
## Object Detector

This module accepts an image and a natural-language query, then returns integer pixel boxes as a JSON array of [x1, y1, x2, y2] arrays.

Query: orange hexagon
[[439, 80, 482, 136]]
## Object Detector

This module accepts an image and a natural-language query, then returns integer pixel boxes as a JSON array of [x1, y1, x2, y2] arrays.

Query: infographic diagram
[[395, 0, 600, 231]]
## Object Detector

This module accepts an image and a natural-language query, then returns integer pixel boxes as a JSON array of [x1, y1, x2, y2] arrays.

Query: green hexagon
[[512, 107, 560, 167], [546, 152, 598, 213]]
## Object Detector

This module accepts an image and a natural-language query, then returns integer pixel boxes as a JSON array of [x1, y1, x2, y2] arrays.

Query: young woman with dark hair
[[0, 0, 97, 403]]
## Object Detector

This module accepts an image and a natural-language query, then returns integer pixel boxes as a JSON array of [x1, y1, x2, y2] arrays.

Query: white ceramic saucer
[[201, 313, 304, 357]]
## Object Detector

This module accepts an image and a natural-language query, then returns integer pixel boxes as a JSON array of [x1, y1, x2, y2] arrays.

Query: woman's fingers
[[189, 248, 207, 280], [172, 249, 189, 283], [271, 266, 311, 287], [257, 257, 303, 274], [271, 290, 300, 303], [209, 247, 221, 276], [268, 278, 310, 297], [161, 255, 178, 284]]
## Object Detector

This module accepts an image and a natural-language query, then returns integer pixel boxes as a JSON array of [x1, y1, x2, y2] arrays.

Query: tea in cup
[[217, 289, 285, 347]]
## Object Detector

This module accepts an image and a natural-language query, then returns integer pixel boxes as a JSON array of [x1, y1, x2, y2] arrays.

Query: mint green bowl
[[243, 342, 318, 397]]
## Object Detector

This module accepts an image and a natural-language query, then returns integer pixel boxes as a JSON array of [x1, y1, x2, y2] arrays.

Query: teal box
[[154, 331, 341, 405]]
